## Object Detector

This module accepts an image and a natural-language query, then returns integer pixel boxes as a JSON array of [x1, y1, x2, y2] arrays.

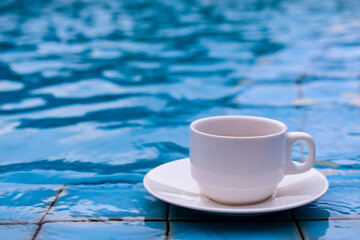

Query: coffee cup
[[190, 116, 315, 205]]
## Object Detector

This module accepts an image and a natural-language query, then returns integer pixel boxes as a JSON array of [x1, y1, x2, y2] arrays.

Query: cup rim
[[190, 115, 288, 139]]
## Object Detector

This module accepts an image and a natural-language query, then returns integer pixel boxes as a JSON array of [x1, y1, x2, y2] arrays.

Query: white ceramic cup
[[190, 116, 315, 205]]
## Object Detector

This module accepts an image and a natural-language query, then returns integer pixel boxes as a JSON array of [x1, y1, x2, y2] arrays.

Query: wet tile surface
[[45, 183, 167, 220], [37, 221, 166, 240], [299, 220, 360, 240], [0, 224, 37, 240], [0, 184, 60, 223], [304, 107, 360, 160], [293, 186, 360, 220], [170, 221, 301, 239], [0, 0, 359, 238]]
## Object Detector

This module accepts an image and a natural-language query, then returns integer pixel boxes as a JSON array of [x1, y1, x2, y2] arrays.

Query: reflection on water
[[0, 0, 360, 186]]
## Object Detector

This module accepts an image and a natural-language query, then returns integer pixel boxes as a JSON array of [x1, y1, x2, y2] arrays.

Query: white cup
[[190, 116, 315, 205]]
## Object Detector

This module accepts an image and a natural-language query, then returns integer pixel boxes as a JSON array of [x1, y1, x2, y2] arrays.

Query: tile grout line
[[39, 186, 66, 223], [294, 220, 305, 240], [31, 185, 66, 240], [165, 204, 170, 240], [291, 210, 305, 240]]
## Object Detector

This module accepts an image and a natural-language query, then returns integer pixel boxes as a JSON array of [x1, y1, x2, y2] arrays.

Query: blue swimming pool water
[[0, 0, 360, 239]]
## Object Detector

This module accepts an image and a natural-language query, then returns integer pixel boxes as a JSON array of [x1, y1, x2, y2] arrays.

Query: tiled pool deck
[[0, 0, 360, 239]]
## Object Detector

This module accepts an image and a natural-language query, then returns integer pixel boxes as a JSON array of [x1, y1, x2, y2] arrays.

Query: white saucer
[[144, 158, 329, 214]]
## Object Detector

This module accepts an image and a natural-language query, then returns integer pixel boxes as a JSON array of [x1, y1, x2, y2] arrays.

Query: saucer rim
[[143, 158, 329, 214]]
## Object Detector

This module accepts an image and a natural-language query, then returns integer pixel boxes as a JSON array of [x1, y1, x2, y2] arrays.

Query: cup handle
[[284, 132, 315, 175]]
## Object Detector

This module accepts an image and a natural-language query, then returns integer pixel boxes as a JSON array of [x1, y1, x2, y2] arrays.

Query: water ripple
[[0, 0, 360, 186]]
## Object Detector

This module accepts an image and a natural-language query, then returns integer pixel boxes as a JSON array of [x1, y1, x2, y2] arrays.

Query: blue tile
[[0, 109, 227, 186], [0, 224, 37, 240], [32, 79, 239, 102], [45, 183, 167, 220], [0, 123, 152, 185], [37, 221, 166, 240], [239, 42, 321, 83], [324, 46, 360, 61], [305, 59, 360, 81], [302, 80, 359, 106], [170, 205, 291, 220], [0, 80, 25, 92], [306, 45, 360, 81], [235, 84, 297, 107], [324, 170, 360, 187], [303, 107, 360, 160], [0, 184, 60, 223], [299, 220, 360, 240], [170, 221, 301, 240], [0, 123, 190, 185], [243, 62, 303, 83], [293, 186, 360, 220]]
